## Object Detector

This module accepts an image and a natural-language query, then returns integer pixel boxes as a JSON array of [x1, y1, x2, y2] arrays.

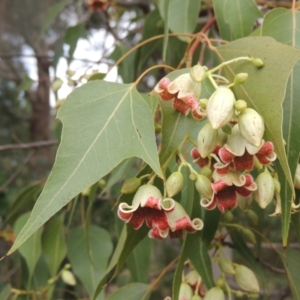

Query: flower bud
[[241, 228, 256, 244], [81, 187, 91, 196], [52, 78, 63, 92], [61, 269, 76, 286], [206, 87, 236, 129], [185, 270, 201, 286], [235, 291, 244, 298], [234, 73, 248, 85], [216, 277, 225, 288], [223, 210, 234, 223], [195, 174, 213, 199], [294, 164, 300, 190], [246, 209, 258, 225], [197, 122, 218, 158], [190, 64, 207, 83], [179, 282, 193, 300], [121, 177, 142, 194], [166, 171, 184, 197], [238, 108, 264, 147], [234, 265, 259, 293], [204, 287, 225, 300], [252, 58, 264, 68], [66, 69, 76, 77], [199, 98, 208, 109], [254, 171, 275, 209], [189, 173, 197, 181], [237, 195, 253, 211], [199, 166, 212, 178], [218, 258, 235, 274], [234, 100, 247, 112]]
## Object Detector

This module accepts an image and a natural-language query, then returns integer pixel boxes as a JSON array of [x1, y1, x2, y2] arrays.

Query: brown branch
[[0, 150, 35, 192], [0, 140, 58, 151], [255, 0, 294, 9]]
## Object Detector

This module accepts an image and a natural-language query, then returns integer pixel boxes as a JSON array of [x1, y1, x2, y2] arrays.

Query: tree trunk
[[30, 56, 51, 141]]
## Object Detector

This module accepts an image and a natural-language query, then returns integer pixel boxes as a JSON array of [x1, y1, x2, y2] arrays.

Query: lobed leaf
[[7, 81, 162, 257], [255, 7, 300, 246]]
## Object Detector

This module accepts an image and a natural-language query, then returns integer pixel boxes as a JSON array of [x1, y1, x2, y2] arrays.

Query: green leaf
[[127, 237, 152, 283], [255, 8, 300, 246], [158, 0, 170, 60], [201, 209, 221, 245], [0, 284, 11, 300], [7, 81, 162, 256], [40, 0, 69, 38], [67, 226, 113, 299], [42, 215, 67, 277], [166, 0, 200, 42], [216, 38, 300, 243], [14, 212, 42, 280], [141, 93, 158, 116], [278, 248, 300, 299], [106, 283, 149, 300], [88, 73, 106, 81], [17, 75, 34, 91]]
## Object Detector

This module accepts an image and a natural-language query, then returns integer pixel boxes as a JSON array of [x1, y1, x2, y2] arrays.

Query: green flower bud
[[195, 174, 213, 199], [191, 295, 202, 300], [199, 166, 212, 178], [216, 277, 225, 288], [61, 270, 76, 286], [218, 258, 235, 275], [121, 177, 142, 194], [81, 187, 91, 196], [241, 228, 256, 244], [252, 58, 264, 68], [237, 194, 253, 211], [66, 69, 76, 77], [166, 171, 184, 197], [234, 100, 247, 112], [246, 209, 258, 225], [190, 64, 207, 83], [223, 210, 234, 223], [52, 78, 63, 92], [207, 87, 236, 129], [238, 108, 265, 147], [234, 265, 260, 293], [185, 270, 201, 286], [197, 122, 219, 158], [204, 287, 225, 300], [200, 98, 208, 109], [294, 164, 300, 190], [254, 170, 275, 209], [189, 173, 198, 181], [235, 291, 244, 298], [234, 73, 248, 85], [179, 282, 193, 300]]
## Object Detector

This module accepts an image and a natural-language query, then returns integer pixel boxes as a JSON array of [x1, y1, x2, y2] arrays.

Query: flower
[[217, 125, 276, 173], [200, 171, 257, 213], [118, 185, 174, 235], [152, 74, 201, 114], [118, 185, 203, 239]]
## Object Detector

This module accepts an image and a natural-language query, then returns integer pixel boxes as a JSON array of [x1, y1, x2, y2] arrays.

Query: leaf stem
[[134, 64, 176, 86]]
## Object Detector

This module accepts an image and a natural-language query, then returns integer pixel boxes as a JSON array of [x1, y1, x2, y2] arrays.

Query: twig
[[0, 140, 58, 151], [0, 150, 35, 192]]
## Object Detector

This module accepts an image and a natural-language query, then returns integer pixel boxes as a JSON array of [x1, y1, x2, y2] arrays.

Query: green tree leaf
[[213, 0, 262, 41], [7, 81, 162, 257], [67, 226, 113, 300], [255, 7, 300, 246], [14, 212, 42, 280], [216, 37, 300, 245], [278, 248, 300, 299], [0, 284, 11, 300], [127, 237, 152, 283], [166, 0, 200, 42], [42, 215, 67, 277], [106, 283, 149, 300]]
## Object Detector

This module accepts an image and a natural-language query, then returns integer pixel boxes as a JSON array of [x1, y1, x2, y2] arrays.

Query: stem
[[107, 33, 195, 77], [212, 74, 230, 84], [206, 72, 219, 89], [222, 273, 232, 300], [134, 64, 175, 85], [208, 56, 252, 75]]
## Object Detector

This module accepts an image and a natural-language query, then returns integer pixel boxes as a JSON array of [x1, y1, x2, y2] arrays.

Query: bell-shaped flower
[[217, 125, 276, 173], [197, 122, 219, 158], [149, 201, 203, 239], [206, 87, 236, 130], [200, 171, 257, 213], [238, 108, 265, 147], [118, 185, 175, 234]]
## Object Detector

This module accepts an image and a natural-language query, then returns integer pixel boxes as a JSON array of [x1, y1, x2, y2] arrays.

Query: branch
[[0, 140, 59, 151], [0, 150, 35, 192]]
